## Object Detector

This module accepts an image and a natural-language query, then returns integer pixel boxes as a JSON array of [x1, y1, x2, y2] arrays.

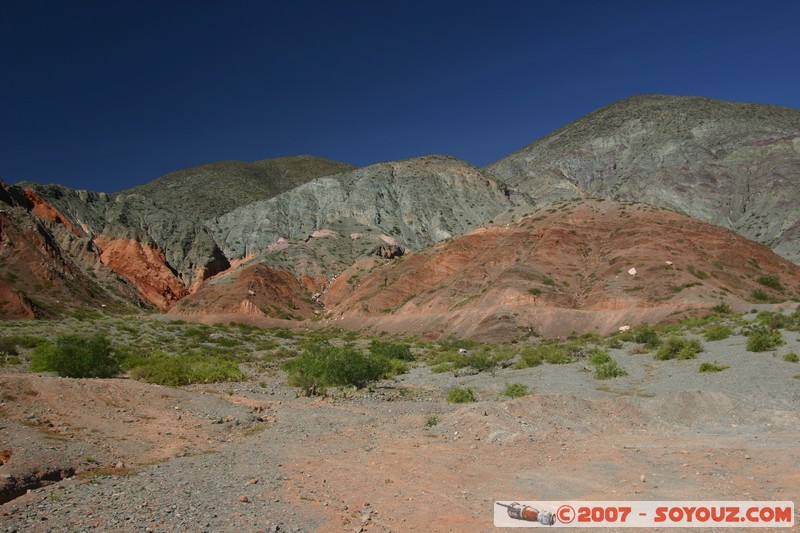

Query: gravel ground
[[1, 324, 799, 532]]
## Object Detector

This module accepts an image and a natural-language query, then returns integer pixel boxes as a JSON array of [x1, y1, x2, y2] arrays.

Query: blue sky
[[2, 1, 799, 192]]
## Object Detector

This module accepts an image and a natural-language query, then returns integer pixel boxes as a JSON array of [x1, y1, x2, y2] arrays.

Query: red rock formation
[[22, 189, 82, 238], [93, 235, 188, 311]]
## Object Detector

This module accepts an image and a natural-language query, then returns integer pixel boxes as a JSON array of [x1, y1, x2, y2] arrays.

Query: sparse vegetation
[[749, 289, 781, 304], [757, 275, 784, 292], [447, 387, 476, 403], [782, 352, 798, 363], [587, 349, 627, 379], [514, 342, 575, 368], [594, 359, 628, 379], [502, 383, 529, 399], [703, 324, 732, 341], [745, 325, 784, 352], [711, 303, 732, 314], [654, 337, 703, 360], [699, 362, 729, 372], [426, 416, 439, 427]]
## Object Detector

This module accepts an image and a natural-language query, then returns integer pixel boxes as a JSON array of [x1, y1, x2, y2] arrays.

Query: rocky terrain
[[486, 94, 800, 263], [1, 312, 798, 531]]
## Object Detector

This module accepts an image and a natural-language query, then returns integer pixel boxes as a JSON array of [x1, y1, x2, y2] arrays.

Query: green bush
[[127, 352, 245, 386], [446, 387, 476, 403], [29, 334, 122, 378], [699, 362, 729, 373], [703, 324, 732, 341], [515, 343, 574, 368], [426, 416, 439, 427], [745, 326, 784, 352], [633, 326, 661, 349], [502, 383, 529, 399], [754, 311, 790, 330], [655, 337, 703, 360], [587, 349, 612, 366], [282, 345, 388, 395], [711, 303, 732, 314], [369, 340, 413, 361], [757, 275, 784, 291], [784, 352, 799, 363], [750, 289, 780, 304], [594, 360, 628, 380]]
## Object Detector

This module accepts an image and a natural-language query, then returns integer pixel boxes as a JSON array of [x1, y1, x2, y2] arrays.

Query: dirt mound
[[322, 200, 800, 340], [169, 262, 321, 320]]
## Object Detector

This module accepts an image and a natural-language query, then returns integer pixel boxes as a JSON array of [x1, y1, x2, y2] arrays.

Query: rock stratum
[[3, 95, 800, 340]]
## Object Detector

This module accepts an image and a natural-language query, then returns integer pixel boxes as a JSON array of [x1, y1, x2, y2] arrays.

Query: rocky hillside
[[119, 155, 356, 221], [206, 155, 525, 278], [485, 95, 800, 262], [5, 96, 800, 340], [0, 182, 140, 319], [321, 199, 800, 340]]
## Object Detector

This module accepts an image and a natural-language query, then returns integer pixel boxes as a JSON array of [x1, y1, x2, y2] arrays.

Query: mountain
[[119, 155, 356, 221], [205, 155, 525, 280], [485, 95, 800, 262], [320, 199, 800, 341], [4, 96, 800, 340]]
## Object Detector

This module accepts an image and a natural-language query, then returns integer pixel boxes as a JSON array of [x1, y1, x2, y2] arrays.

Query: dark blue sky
[[2, 1, 799, 192]]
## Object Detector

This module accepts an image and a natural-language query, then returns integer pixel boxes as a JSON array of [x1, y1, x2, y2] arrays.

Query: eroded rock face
[[207, 155, 525, 260], [0, 182, 131, 319], [93, 235, 189, 311], [371, 244, 404, 259], [485, 94, 800, 262]]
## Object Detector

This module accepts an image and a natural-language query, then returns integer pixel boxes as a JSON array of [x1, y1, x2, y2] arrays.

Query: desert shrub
[[755, 311, 792, 330], [502, 383, 529, 399], [594, 360, 628, 380], [750, 289, 780, 304], [745, 325, 784, 352], [127, 352, 244, 386], [699, 362, 729, 373], [587, 349, 612, 366], [528, 287, 542, 296], [425, 416, 439, 427], [29, 334, 122, 378], [711, 303, 732, 314], [784, 352, 799, 363], [633, 326, 661, 349], [604, 336, 624, 349], [757, 275, 784, 291], [446, 387, 476, 403], [654, 337, 703, 360], [703, 324, 732, 341], [0, 353, 21, 367], [514, 342, 578, 369], [282, 345, 388, 395], [369, 340, 413, 361], [0, 335, 44, 351]]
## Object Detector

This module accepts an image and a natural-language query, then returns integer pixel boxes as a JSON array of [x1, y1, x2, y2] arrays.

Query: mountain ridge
[[3, 94, 800, 340]]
